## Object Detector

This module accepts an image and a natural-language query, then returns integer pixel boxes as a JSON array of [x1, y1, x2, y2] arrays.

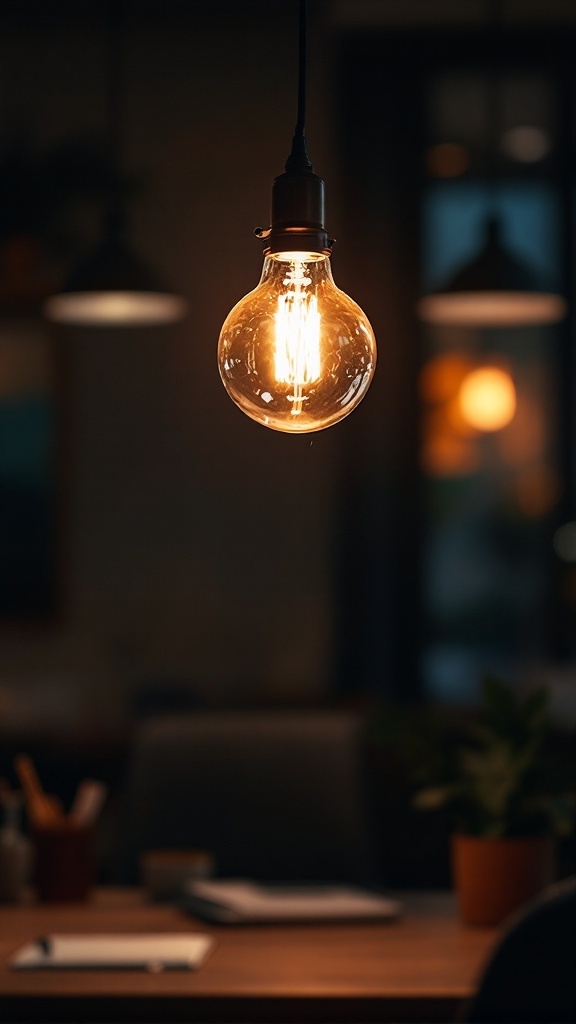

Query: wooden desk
[[0, 888, 499, 1023]]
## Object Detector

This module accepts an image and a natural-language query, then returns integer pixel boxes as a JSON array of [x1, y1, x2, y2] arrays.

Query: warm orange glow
[[419, 353, 472, 405], [458, 367, 517, 432]]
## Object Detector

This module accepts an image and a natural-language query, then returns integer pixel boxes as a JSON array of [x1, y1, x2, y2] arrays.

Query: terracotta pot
[[451, 833, 556, 927]]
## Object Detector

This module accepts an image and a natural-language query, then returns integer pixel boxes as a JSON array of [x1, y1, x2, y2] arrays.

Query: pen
[[69, 780, 108, 826]]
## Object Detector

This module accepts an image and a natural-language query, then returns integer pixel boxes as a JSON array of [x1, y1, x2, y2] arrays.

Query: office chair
[[119, 711, 375, 884], [463, 875, 576, 1024]]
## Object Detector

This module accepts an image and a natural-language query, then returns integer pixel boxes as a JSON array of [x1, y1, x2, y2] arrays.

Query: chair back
[[120, 711, 375, 884], [463, 876, 576, 1023]]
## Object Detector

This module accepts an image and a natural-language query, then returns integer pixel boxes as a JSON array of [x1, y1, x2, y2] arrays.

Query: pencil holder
[[33, 823, 94, 903]]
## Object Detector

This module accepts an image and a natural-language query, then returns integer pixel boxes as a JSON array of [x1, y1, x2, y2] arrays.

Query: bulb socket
[[263, 170, 331, 255]]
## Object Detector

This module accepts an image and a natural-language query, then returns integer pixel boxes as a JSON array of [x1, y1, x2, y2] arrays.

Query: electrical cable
[[286, 0, 312, 173], [296, 0, 307, 138]]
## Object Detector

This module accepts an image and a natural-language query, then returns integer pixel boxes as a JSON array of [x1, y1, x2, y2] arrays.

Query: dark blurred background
[[0, 0, 574, 884]]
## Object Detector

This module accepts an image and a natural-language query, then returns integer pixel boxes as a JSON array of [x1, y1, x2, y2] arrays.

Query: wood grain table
[[0, 887, 499, 1023]]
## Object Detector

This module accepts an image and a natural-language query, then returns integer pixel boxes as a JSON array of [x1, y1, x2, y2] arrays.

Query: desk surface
[[0, 887, 499, 1023]]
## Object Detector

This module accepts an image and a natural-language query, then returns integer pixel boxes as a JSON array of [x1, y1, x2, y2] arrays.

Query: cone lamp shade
[[44, 215, 187, 327], [44, 0, 186, 330], [418, 218, 566, 328]]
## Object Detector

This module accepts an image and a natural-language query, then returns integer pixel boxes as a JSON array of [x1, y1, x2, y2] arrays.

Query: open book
[[183, 879, 402, 923]]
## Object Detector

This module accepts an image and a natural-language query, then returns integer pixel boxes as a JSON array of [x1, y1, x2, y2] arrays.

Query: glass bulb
[[218, 252, 376, 433]]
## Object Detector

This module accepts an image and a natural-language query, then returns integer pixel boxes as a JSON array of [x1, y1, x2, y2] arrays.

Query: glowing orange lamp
[[458, 365, 517, 432]]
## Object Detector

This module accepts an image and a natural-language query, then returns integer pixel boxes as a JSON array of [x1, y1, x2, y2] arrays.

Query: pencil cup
[[33, 822, 94, 903]]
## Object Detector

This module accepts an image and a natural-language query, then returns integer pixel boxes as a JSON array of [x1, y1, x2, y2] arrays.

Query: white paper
[[10, 933, 215, 971], [187, 879, 402, 921]]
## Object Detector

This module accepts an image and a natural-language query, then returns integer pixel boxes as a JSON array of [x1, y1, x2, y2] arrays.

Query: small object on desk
[[0, 786, 32, 903], [183, 879, 403, 923], [9, 933, 215, 971], [13, 755, 107, 903]]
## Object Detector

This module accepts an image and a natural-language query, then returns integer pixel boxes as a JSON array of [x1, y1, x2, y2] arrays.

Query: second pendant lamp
[[44, 0, 186, 328], [418, 216, 566, 328], [418, 0, 566, 330]]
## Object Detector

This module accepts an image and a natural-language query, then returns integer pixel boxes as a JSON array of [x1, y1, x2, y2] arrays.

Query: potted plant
[[414, 677, 575, 926]]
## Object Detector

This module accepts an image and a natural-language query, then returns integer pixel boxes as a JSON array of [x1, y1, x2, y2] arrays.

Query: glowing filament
[[274, 264, 321, 415]]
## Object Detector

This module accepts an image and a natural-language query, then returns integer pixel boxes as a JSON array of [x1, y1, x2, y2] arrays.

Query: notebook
[[10, 933, 215, 971], [183, 879, 402, 923]]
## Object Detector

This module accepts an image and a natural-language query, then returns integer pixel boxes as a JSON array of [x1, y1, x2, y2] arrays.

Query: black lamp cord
[[285, 0, 313, 174], [485, 0, 503, 228], [105, 0, 126, 234]]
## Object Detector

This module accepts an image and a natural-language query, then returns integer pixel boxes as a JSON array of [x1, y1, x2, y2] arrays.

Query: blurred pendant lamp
[[218, 0, 376, 433], [418, 216, 566, 327], [417, 2, 566, 329], [44, 0, 186, 327]]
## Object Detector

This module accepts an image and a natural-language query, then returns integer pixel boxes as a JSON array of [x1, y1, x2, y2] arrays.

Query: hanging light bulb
[[219, 250, 375, 433], [218, 1, 376, 433]]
